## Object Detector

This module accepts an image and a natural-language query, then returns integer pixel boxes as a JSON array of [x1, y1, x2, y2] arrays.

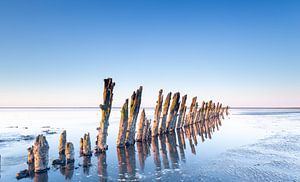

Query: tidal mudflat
[[0, 108, 299, 181]]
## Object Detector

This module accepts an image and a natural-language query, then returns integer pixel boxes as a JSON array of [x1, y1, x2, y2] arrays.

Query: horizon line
[[0, 106, 300, 109]]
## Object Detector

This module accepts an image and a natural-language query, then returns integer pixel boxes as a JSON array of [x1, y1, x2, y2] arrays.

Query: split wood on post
[[136, 109, 146, 142], [151, 89, 163, 137], [159, 92, 172, 134], [66, 142, 75, 164], [125, 86, 143, 146], [142, 119, 151, 141], [59, 130, 66, 154], [116, 99, 129, 148], [177, 94, 187, 129], [184, 96, 197, 127], [33, 135, 49, 173], [81, 133, 92, 156], [166, 92, 180, 133]]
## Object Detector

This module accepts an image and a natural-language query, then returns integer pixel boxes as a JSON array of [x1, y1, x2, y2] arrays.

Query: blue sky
[[0, 0, 299, 107]]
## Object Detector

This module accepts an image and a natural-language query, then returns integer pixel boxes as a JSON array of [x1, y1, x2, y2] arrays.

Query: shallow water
[[0, 108, 299, 181]]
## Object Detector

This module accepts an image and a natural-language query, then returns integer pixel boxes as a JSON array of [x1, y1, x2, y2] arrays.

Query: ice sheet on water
[[196, 133, 300, 182], [236, 109, 300, 116]]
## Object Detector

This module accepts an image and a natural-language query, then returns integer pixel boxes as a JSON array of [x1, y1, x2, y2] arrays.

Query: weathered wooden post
[[81, 133, 92, 156], [117, 99, 129, 147], [184, 96, 197, 127], [79, 138, 83, 154], [59, 130, 66, 154], [33, 135, 49, 173], [142, 119, 151, 141], [226, 106, 229, 115], [191, 102, 198, 125], [53, 132, 69, 165], [159, 92, 171, 134], [96, 78, 115, 153], [27, 146, 34, 165], [151, 89, 163, 137], [65, 142, 74, 164], [125, 86, 143, 146], [177, 95, 187, 129], [166, 92, 180, 133], [136, 109, 146, 142]]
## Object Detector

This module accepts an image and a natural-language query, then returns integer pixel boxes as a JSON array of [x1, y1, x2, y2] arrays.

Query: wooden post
[[96, 78, 115, 152], [180, 106, 187, 128], [125, 86, 143, 146], [145, 119, 151, 141], [65, 142, 74, 164], [191, 102, 198, 125], [177, 95, 187, 129], [151, 89, 163, 137], [166, 92, 180, 133], [142, 119, 151, 141], [59, 130, 66, 154], [27, 146, 34, 164], [117, 99, 129, 147], [226, 106, 229, 115], [82, 133, 92, 156], [79, 138, 83, 154], [159, 92, 171, 134], [184, 96, 197, 127], [136, 109, 146, 142], [33, 135, 49, 173]]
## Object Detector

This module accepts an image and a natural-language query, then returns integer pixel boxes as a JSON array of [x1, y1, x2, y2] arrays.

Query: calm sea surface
[[0, 108, 299, 181]]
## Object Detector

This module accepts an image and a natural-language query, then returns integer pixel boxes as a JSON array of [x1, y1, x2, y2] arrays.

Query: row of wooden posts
[[98, 78, 229, 150], [16, 77, 229, 179]]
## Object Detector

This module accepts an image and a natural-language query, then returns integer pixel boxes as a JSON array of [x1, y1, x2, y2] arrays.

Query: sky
[[0, 0, 299, 107]]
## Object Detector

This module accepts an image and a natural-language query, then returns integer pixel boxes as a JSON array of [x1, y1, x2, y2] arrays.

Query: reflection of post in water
[[117, 147, 127, 180], [97, 153, 108, 182], [166, 134, 179, 169], [83, 156, 92, 175], [64, 163, 74, 180], [176, 129, 186, 162], [125, 145, 137, 180], [191, 125, 198, 146], [137, 141, 151, 171], [184, 127, 196, 155], [159, 135, 170, 169], [34, 172, 48, 182], [151, 137, 161, 171], [137, 142, 145, 171]]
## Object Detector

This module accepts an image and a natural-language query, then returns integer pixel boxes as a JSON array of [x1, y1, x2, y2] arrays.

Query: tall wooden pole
[[117, 99, 129, 147], [151, 89, 163, 137], [125, 86, 143, 145], [96, 78, 115, 152], [166, 92, 180, 133], [177, 95, 187, 129], [159, 92, 171, 134]]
